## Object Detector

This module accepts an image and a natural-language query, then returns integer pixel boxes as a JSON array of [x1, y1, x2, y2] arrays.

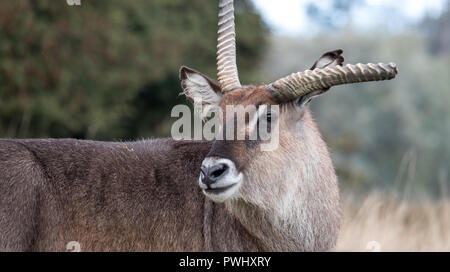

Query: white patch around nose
[[199, 157, 243, 203]]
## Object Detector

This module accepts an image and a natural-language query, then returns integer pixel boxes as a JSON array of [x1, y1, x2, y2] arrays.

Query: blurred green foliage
[[0, 0, 267, 139]]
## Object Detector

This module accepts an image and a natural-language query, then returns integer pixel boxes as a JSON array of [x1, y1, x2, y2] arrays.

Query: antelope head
[[180, 0, 398, 204]]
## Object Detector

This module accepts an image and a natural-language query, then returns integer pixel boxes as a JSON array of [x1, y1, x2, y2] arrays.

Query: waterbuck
[[0, 0, 397, 251]]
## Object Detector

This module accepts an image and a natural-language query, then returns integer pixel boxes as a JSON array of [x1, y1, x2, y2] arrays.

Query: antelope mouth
[[202, 179, 242, 203], [204, 182, 239, 195]]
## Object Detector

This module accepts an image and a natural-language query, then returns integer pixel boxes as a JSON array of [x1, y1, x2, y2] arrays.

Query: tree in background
[[0, 0, 268, 139], [423, 1, 450, 55]]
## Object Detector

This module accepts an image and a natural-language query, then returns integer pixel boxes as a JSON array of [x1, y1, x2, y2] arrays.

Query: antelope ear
[[296, 49, 345, 108], [310, 49, 344, 70], [179, 66, 222, 107]]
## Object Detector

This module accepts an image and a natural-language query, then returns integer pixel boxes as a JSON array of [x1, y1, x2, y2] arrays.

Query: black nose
[[200, 163, 229, 187]]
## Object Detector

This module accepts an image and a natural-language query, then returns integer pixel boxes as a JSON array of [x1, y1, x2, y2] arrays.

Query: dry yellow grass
[[336, 193, 450, 251]]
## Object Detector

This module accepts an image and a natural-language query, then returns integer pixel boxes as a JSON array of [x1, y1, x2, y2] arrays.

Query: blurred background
[[0, 0, 449, 251]]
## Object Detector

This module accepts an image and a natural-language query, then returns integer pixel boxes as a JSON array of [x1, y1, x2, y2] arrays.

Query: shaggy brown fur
[[0, 139, 265, 251]]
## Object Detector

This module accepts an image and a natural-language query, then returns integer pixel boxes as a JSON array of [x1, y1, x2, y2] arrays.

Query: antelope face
[[179, 0, 397, 203], [193, 84, 280, 203], [196, 86, 285, 203], [180, 68, 277, 202]]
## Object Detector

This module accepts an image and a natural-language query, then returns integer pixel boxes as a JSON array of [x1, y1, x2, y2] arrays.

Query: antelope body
[[0, 0, 397, 252], [0, 134, 335, 251]]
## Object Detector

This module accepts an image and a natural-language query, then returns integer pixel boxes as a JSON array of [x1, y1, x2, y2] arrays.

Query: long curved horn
[[217, 0, 241, 92], [266, 63, 398, 102]]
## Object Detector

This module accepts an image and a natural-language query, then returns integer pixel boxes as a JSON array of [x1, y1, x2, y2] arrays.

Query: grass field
[[336, 193, 450, 251]]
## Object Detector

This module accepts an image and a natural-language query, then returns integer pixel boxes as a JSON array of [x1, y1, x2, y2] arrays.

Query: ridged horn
[[217, 0, 241, 92], [266, 63, 398, 102]]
